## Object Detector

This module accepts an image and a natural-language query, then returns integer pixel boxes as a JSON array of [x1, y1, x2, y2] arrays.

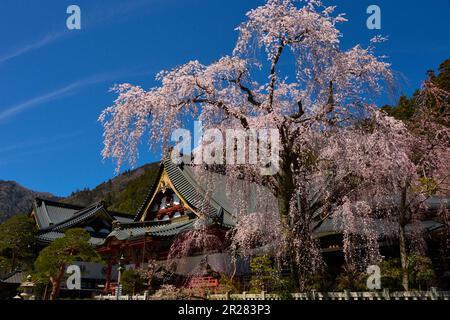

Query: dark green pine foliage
[[381, 94, 417, 121], [382, 58, 449, 123], [434, 59, 450, 92], [34, 228, 102, 300], [120, 269, 147, 295], [0, 215, 36, 275]]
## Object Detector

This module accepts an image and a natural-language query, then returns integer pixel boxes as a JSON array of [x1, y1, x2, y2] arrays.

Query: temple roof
[[33, 198, 83, 229], [32, 198, 134, 231], [31, 195, 201, 245], [32, 198, 134, 246], [1, 270, 26, 285], [107, 218, 197, 241], [41, 202, 112, 232], [134, 157, 277, 227], [313, 216, 444, 238]]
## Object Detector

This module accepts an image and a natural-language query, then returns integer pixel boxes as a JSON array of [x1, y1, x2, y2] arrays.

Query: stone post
[[430, 287, 440, 300], [344, 289, 350, 300], [383, 288, 390, 300]]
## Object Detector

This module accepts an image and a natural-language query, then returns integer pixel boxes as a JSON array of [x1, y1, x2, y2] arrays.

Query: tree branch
[[194, 76, 250, 129], [227, 77, 262, 107], [267, 41, 285, 113], [194, 98, 250, 130]]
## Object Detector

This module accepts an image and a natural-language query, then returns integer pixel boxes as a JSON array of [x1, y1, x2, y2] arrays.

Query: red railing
[[187, 276, 220, 288]]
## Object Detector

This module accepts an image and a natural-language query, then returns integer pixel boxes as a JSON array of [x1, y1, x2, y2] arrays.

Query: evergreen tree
[[250, 255, 278, 292], [34, 228, 102, 300], [121, 269, 146, 295], [0, 215, 36, 274]]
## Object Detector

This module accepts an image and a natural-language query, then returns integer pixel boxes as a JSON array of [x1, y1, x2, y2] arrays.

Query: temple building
[[30, 157, 241, 294], [29, 156, 450, 294]]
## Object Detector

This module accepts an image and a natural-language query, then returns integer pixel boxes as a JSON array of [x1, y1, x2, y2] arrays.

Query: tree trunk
[[399, 224, 409, 291], [289, 245, 301, 290], [276, 173, 299, 289], [10, 251, 16, 273], [49, 264, 65, 300], [399, 184, 409, 291], [43, 283, 48, 300], [275, 126, 319, 289]]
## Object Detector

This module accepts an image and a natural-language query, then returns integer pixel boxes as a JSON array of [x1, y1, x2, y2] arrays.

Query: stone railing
[[95, 292, 149, 300], [94, 288, 450, 300], [209, 288, 450, 300]]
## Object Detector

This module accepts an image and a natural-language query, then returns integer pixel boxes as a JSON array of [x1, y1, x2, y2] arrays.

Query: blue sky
[[0, 0, 449, 196]]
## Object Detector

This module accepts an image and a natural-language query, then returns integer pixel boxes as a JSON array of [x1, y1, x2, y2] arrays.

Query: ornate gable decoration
[[140, 170, 195, 222]]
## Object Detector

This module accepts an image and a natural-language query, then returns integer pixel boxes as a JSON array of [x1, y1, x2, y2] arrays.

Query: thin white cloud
[[0, 140, 83, 168], [0, 67, 151, 122], [0, 131, 85, 154], [0, 131, 86, 167], [0, 82, 79, 121], [0, 33, 64, 65], [0, 0, 158, 66], [0, 131, 87, 165]]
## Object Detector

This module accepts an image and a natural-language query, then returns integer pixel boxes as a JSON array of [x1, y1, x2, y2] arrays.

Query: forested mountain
[[63, 162, 160, 214], [0, 181, 58, 222], [0, 162, 161, 222]]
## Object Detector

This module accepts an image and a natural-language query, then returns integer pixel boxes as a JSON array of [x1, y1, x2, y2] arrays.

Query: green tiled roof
[[48, 203, 116, 232], [313, 217, 444, 237], [32, 196, 198, 246], [110, 213, 134, 224], [33, 199, 134, 232], [1, 270, 26, 284], [107, 218, 197, 241], [163, 158, 230, 224], [176, 161, 279, 227], [33, 198, 82, 229]]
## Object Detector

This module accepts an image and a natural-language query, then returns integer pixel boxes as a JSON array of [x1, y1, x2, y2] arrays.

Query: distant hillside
[[63, 162, 161, 215], [0, 161, 161, 222], [0, 181, 58, 222]]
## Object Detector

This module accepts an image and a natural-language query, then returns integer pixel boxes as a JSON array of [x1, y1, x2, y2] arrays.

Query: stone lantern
[[15, 275, 35, 300], [116, 254, 125, 299]]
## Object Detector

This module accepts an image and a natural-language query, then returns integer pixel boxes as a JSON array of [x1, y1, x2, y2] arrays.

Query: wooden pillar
[[142, 233, 147, 266], [134, 245, 140, 268], [105, 254, 113, 291]]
